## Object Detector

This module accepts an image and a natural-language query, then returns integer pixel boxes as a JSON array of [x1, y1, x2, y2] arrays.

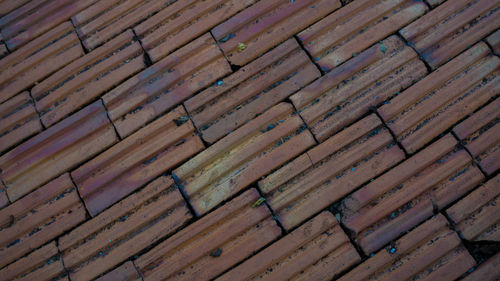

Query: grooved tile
[[0, 182, 8, 209], [212, 0, 342, 66], [135, 0, 257, 63], [174, 102, 316, 216], [59, 176, 192, 281], [0, 0, 31, 17], [291, 35, 427, 141], [340, 134, 484, 254], [338, 214, 476, 281], [446, 175, 499, 242], [135, 188, 281, 281], [0, 22, 84, 104], [486, 29, 500, 55], [0, 174, 86, 268], [297, 0, 427, 71], [217, 211, 360, 281], [0, 241, 67, 281], [185, 38, 320, 144], [95, 261, 141, 281], [453, 98, 500, 175], [0, 100, 117, 201], [0, 91, 42, 154], [378, 42, 500, 154], [259, 114, 405, 230], [32, 30, 144, 128], [400, 0, 500, 69], [72, 105, 204, 216], [461, 252, 500, 281], [103, 33, 230, 138]]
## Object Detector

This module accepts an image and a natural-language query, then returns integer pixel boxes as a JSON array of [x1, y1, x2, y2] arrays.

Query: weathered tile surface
[[0, 183, 8, 209], [59, 176, 191, 281], [378, 42, 499, 154], [185, 38, 320, 144], [213, 0, 342, 66], [0, 100, 117, 201], [259, 114, 404, 230], [94, 261, 141, 281], [135, 188, 281, 281], [461, 252, 500, 281], [174, 102, 316, 216], [486, 29, 500, 55], [340, 134, 484, 254]]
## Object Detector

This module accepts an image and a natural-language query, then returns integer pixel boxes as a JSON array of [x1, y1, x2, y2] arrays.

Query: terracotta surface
[[461, 252, 500, 281], [94, 261, 141, 281]]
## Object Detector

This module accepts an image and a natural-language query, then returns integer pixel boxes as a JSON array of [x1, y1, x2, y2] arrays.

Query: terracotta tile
[[32, 30, 144, 128], [461, 252, 500, 281], [59, 176, 191, 281], [0, 100, 117, 201], [135, 188, 280, 281], [446, 175, 499, 242], [135, 0, 257, 62], [185, 38, 320, 144], [298, 0, 427, 71], [0, 22, 84, 104], [486, 29, 500, 55], [218, 211, 360, 281], [259, 114, 405, 230], [0, 241, 67, 281], [400, 0, 500, 69], [0, 0, 31, 16], [0, 182, 8, 209], [291, 35, 427, 141], [378, 42, 499, 154], [103, 33, 230, 138], [0, 174, 86, 268], [213, 0, 342, 66], [339, 214, 476, 281], [174, 102, 316, 215], [72, 105, 203, 216], [95, 261, 141, 281], [0, 0, 98, 50], [341, 134, 484, 254], [453, 98, 500, 175]]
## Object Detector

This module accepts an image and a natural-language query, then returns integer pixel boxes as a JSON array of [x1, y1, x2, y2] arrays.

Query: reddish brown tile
[[0, 100, 117, 201], [341, 134, 484, 254], [400, 0, 500, 69], [486, 29, 500, 55], [134, 188, 281, 281], [0, 0, 31, 16], [103, 33, 230, 138], [59, 176, 191, 281], [0, 174, 86, 268], [135, 0, 257, 63], [0, 182, 8, 209], [339, 214, 476, 281], [185, 38, 320, 144], [259, 114, 404, 230], [378, 42, 499, 154], [298, 0, 427, 71], [213, 0, 342, 66], [95, 261, 141, 281], [218, 211, 360, 281], [291, 35, 427, 141], [0, 22, 84, 104], [32, 30, 144, 127], [461, 252, 500, 281], [174, 102, 316, 215]]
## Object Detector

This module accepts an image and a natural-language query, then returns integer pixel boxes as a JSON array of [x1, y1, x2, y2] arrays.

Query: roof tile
[[0, 182, 8, 209], [486, 29, 500, 55], [461, 252, 500, 281], [94, 261, 141, 281]]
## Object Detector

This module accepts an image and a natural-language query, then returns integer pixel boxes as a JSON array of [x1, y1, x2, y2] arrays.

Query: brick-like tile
[[340, 134, 484, 254], [291, 35, 427, 142], [59, 176, 192, 281], [135, 188, 281, 281], [486, 29, 500, 55], [103, 33, 230, 138], [0, 0, 31, 16], [212, 0, 342, 66], [174, 102, 316, 216], [185, 38, 320, 144], [298, 0, 427, 72], [95, 261, 141, 281], [72, 105, 203, 216], [0, 241, 67, 281], [400, 0, 500, 69], [32, 30, 144, 128], [259, 114, 405, 230], [446, 175, 499, 242], [0, 91, 42, 154], [0, 100, 117, 201], [218, 211, 360, 281], [378, 42, 500, 154], [135, 0, 257, 63], [0, 174, 86, 268], [0, 22, 84, 104], [0, 182, 8, 209], [339, 214, 476, 281], [453, 98, 499, 175], [461, 252, 500, 281]]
